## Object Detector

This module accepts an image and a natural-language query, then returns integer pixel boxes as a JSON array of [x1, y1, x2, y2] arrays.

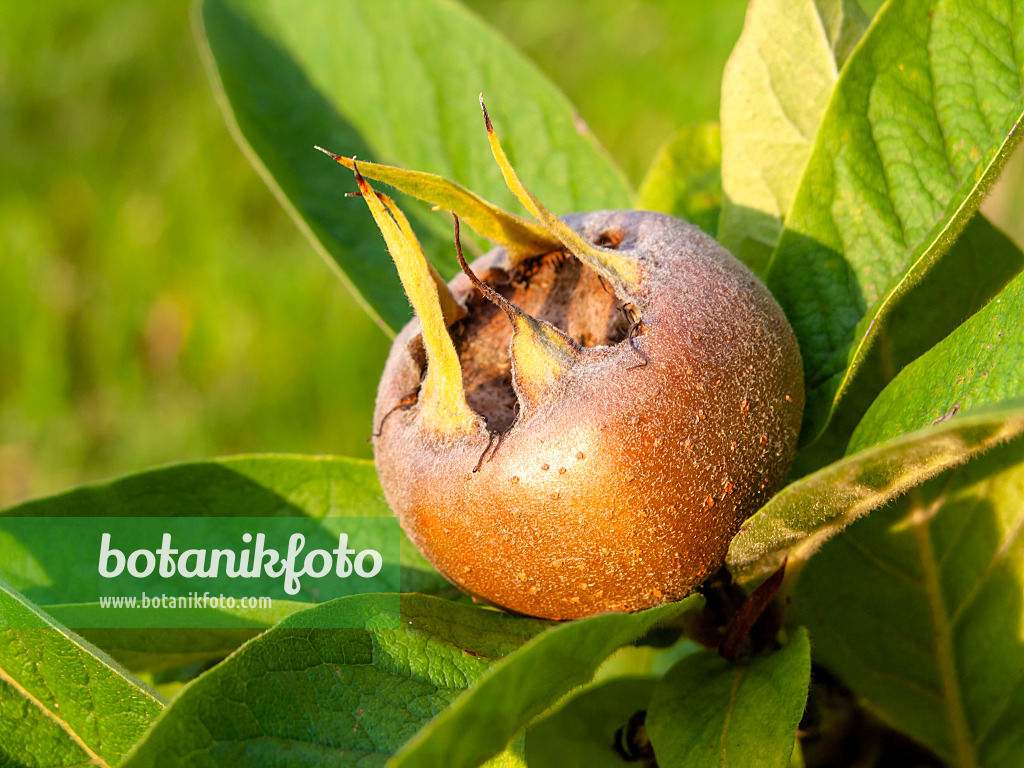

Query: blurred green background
[[1, 0, 1020, 507]]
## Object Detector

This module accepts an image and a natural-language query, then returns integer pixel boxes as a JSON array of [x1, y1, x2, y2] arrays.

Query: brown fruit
[[327, 100, 803, 620]]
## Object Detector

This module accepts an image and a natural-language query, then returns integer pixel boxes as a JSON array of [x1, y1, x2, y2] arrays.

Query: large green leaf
[[0, 455, 455, 670], [766, 0, 1024, 444], [120, 593, 548, 767], [789, 215, 1023, 475], [732, 269, 1024, 581], [795, 439, 1024, 767], [526, 676, 658, 768], [791, 266, 1024, 766], [646, 629, 811, 768], [728, 400, 1024, 583], [718, 0, 868, 274], [390, 595, 704, 768], [1, 454, 449, 595], [0, 581, 163, 768], [636, 122, 722, 238], [196, 0, 633, 333], [850, 269, 1024, 451]]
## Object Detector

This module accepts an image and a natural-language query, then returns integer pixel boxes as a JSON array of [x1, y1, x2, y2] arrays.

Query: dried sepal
[[355, 186, 466, 326], [354, 166, 481, 438], [479, 96, 642, 294], [316, 146, 559, 263]]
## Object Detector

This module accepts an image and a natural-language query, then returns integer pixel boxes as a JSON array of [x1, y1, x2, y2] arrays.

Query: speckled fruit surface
[[374, 210, 803, 620]]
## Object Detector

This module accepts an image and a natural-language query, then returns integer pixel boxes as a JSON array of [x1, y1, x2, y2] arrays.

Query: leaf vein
[[950, 497, 1024, 626], [974, 663, 1024, 747], [0, 661, 108, 768], [844, 534, 924, 587], [926, 15, 957, 179], [719, 667, 744, 766], [910, 488, 979, 768]]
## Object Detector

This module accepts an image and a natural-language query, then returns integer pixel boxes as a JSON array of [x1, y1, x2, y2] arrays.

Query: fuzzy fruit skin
[[374, 211, 803, 620]]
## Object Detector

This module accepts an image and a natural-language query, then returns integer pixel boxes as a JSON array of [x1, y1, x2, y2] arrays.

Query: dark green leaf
[[120, 594, 548, 767], [526, 677, 657, 768], [766, 0, 1024, 444], [5, 455, 386, 519], [718, 0, 867, 274], [0, 581, 163, 767], [792, 267, 1024, 766], [794, 438, 1024, 767], [790, 216, 1023, 475], [636, 123, 722, 237], [734, 265, 1024, 581], [196, 0, 633, 332], [646, 629, 811, 768], [850, 270, 1024, 452], [0, 455, 455, 671], [728, 401, 1024, 583], [390, 595, 704, 768], [1, 454, 448, 593]]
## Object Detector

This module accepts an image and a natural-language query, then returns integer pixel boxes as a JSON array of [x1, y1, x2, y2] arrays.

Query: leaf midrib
[[808, 107, 1024, 439], [0, 662, 108, 768], [718, 666, 745, 766], [909, 487, 979, 768]]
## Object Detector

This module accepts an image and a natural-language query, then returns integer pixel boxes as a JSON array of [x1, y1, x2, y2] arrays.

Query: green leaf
[[636, 123, 722, 237], [481, 735, 527, 768], [0, 581, 163, 767], [196, 0, 633, 333], [718, 0, 868, 274], [789, 215, 1023, 475], [734, 266, 1024, 581], [850, 269, 1024, 452], [120, 593, 549, 767], [766, 0, 1024, 444], [2, 454, 449, 594], [794, 438, 1024, 767], [0, 455, 455, 671], [646, 629, 811, 768], [791, 269, 1024, 766], [727, 400, 1024, 583], [390, 595, 704, 768], [592, 636, 704, 683], [526, 677, 657, 768]]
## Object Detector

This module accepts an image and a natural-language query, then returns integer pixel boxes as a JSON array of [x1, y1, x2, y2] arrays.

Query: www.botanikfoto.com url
[[98, 593, 273, 610]]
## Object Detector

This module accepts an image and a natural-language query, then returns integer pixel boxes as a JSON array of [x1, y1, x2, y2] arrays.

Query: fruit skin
[[374, 209, 803, 620]]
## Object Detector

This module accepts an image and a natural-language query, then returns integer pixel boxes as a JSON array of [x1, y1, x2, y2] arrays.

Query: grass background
[[1, 0, 1020, 507]]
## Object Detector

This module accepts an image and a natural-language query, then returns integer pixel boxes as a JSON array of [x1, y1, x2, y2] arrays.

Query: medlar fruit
[[320, 99, 803, 620]]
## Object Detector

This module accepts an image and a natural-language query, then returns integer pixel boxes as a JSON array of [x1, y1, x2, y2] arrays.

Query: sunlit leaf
[[0, 581, 163, 767], [766, 0, 1024, 444], [718, 0, 867, 274], [197, 0, 633, 332], [637, 122, 722, 238], [0, 455, 455, 671], [795, 440, 1024, 767], [728, 401, 1024, 583], [121, 594, 549, 767]]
